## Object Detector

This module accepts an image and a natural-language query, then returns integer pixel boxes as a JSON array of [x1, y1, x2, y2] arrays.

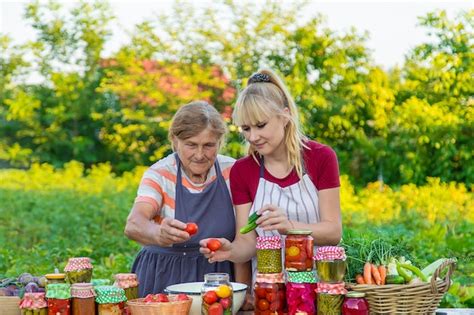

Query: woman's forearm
[[290, 220, 342, 245], [229, 236, 257, 263], [124, 215, 161, 246]]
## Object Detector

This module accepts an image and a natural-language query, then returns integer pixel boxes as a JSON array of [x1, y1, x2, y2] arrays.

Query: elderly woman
[[125, 101, 238, 296]]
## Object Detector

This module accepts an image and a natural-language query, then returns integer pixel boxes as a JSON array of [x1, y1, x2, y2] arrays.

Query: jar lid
[[313, 246, 346, 261], [287, 229, 312, 235], [255, 273, 285, 283], [286, 271, 316, 283], [45, 273, 66, 280], [346, 291, 365, 298], [64, 257, 93, 272], [71, 283, 96, 298], [204, 273, 229, 282], [95, 285, 127, 304], [19, 292, 47, 309], [316, 282, 347, 295], [256, 236, 282, 249], [113, 273, 139, 289], [46, 283, 71, 299]]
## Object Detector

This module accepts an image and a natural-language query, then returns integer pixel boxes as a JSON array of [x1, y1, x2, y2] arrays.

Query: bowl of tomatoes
[[165, 282, 247, 315], [127, 293, 192, 315]]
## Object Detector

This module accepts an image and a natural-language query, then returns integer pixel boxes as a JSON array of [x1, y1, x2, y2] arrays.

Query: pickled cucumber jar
[[286, 271, 317, 315], [314, 246, 347, 283], [46, 283, 71, 315], [95, 285, 127, 315], [71, 283, 96, 315], [64, 257, 93, 284], [19, 292, 48, 315], [285, 230, 314, 272], [256, 236, 282, 273], [254, 273, 286, 315], [113, 273, 138, 301], [201, 273, 233, 315], [45, 273, 66, 285]]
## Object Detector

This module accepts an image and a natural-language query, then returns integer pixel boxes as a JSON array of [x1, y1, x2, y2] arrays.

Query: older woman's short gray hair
[[168, 101, 227, 151]]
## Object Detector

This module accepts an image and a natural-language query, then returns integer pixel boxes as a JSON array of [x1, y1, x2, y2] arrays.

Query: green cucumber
[[239, 221, 258, 234], [248, 212, 260, 224], [385, 275, 405, 284]]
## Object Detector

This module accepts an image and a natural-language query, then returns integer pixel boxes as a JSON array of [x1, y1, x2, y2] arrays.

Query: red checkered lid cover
[[64, 257, 93, 272], [313, 246, 346, 261], [316, 282, 347, 295]]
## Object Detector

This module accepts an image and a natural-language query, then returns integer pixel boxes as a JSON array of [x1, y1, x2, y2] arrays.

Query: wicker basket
[[127, 296, 192, 315], [0, 296, 21, 315], [348, 258, 456, 314]]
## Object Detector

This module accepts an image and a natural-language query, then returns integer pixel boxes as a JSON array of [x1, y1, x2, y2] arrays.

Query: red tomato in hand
[[207, 239, 222, 251], [185, 222, 198, 236], [203, 290, 218, 305], [208, 302, 224, 315]]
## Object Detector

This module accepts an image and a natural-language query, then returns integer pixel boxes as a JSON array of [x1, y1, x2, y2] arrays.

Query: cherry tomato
[[176, 293, 189, 301], [155, 293, 169, 302], [185, 222, 198, 236], [208, 302, 224, 315], [207, 239, 222, 251], [203, 290, 218, 305], [266, 292, 277, 302], [257, 299, 270, 311], [255, 287, 267, 299]]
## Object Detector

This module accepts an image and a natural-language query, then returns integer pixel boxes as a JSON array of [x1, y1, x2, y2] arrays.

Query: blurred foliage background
[[0, 0, 472, 307]]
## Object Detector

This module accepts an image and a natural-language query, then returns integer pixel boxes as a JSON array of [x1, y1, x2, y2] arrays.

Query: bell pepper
[[397, 263, 427, 282]]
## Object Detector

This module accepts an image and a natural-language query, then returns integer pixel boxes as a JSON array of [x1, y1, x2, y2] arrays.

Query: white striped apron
[[250, 158, 320, 281]]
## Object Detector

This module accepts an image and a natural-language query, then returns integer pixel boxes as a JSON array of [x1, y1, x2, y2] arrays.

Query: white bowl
[[165, 281, 247, 315]]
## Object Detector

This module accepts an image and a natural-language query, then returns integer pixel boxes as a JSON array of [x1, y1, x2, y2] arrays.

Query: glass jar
[[45, 273, 66, 285], [317, 293, 344, 315], [95, 285, 127, 315], [64, 257, 93, 284], [47, 298, 71, 315], [254, 273, 286, 314], [19, 292, 48, 315], [46, 283, 71, 315], [71, 283, 96, 315], [314, 246, 347, 283], [201, 273, 233, 315], [113, 273, 138, 301], [286, 282, 317, 315], [256, 236, 282, 273], [342, 291, 369, 315], [285, 230, 314, 272]]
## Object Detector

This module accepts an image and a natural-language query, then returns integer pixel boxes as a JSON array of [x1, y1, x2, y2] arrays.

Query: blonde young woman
[[200, 69, 342, 281]]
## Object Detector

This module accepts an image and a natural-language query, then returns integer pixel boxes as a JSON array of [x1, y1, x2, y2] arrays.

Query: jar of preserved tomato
[[256, 236, 282, 273], [71, 283, 96, 315], [314, 246, 347, 283], [254, 273, 286, 314], [201, 273, 233, 315], [286, 271, 317, 315], [64, 257, 93, 284], [19, 292, 48, 315], [113, 273, 138, 301], [95, 285, 127, 315], [342, 291, 369, 315], [285, 230, 314, 272], [46, 283, 71, 315]]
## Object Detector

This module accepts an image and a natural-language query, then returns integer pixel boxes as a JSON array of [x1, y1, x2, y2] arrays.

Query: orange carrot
[[378, 265, 387, 285], [371, 263, 382, 285], [355, 274, 365, 284], [363, 262, 372, 285]]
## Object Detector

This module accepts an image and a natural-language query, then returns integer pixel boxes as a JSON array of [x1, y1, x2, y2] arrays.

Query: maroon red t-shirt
[[230, 140, 340, 205]]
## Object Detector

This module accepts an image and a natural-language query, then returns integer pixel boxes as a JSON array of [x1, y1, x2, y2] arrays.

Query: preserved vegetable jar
[[95, 285, 127, 315], [317, 293, 344, 315], [342, 291, 369, 315], [286, 271, 317, 315], [314, 246, 347, 283], [71, 283, 96, 315], [201, 273, 233, 315], [254, 273, 286, 315], [285, 230, 314, 272], [19, 292, 48, 315], [46, 283, 71, 315], [256, 236, 282, 273], [45, 273, 66, 285], [64, 257, 93, 284], [113, 273, 138, 301]]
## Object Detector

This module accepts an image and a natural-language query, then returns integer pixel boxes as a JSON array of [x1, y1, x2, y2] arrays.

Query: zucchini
[[385, 275, 405, 284]]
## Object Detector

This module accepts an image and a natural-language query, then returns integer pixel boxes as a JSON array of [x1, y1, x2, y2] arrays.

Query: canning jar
[[342, 291, 369, 315], [45, 273, 66, 285], [317, 293, 344, 315], [286, 271, 317, 315], [46, 283, 71, 315], [314, 246, 347, 283], [256, 236, 282, 273], [113, 273, 138, 301], [285, 230, 314, 272], [19, 292, 48, 315], [64, 257, 93, 284], [201, 273, 233, 315], [95, 285, 127, 315], [254, 273, 286, 314], [71, 283, 96, 315]]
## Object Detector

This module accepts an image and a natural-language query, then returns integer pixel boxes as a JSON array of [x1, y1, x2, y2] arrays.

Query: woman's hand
[[157, 218, 190, 247], [256, 204, 293, 235], [199, 238, 232, 263]]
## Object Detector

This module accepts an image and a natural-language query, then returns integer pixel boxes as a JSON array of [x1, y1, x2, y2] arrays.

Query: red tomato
[[255, 287, 267, 299], [207, 239, 222, 251], [257, 299, 270, 311], [208, 302, 224, 315], [176, 293, 189, 301], [143, 294, 154, 303], [155, 293, 169, 302], [185, 222, 198, 236], [266, 292, 277, 302], [203, 290, 218, 305], [219, 297, 231, 310]]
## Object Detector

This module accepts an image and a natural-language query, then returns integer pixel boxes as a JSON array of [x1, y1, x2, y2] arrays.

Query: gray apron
[[132, 154, 236, 296]]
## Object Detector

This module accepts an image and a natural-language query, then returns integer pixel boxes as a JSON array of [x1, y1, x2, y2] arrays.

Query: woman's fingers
[[199, 238, 231, 262]]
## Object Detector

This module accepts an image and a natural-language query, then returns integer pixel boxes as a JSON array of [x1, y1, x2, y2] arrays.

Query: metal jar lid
[[346, 291, 366, 298], [287, 229, 312, 235]]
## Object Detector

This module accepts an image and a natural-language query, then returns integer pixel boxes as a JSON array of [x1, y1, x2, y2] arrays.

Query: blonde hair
[[232, 69, 308, 178], [169, 101, 227, 151]]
